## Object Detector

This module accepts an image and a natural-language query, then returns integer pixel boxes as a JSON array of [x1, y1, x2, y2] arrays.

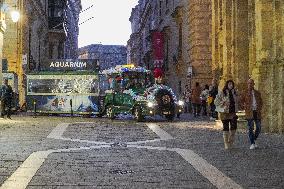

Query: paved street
[[0, 114, 283, 188]]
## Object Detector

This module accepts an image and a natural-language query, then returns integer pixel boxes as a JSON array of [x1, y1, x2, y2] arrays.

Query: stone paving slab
[[27, 148, 216, 189], [156, 122, 284, 189], [0, 116, 102, 188], [63, 121, 159, 143], [1, 115, 284, 188]]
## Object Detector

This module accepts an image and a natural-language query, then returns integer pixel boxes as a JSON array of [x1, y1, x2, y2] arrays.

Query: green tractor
[[98, 65, 184, 121]]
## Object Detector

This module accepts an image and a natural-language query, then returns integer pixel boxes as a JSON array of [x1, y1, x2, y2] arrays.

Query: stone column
[[211, 0, 219, 76], [248, 0, 256, 74], [254, 0, 284, 133], [217, 0, 232, 89], [255, 0, 276, 63], [234, 0, 249, 90]]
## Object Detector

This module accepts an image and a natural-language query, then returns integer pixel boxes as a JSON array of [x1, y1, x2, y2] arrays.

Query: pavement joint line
[[126, 139, 162, 145], [176, 148, 243, 189], [0, 151, 50, 189], [47, 122, 174, 145], [145, 123, 174, 140], [47, 123, 69, 139]]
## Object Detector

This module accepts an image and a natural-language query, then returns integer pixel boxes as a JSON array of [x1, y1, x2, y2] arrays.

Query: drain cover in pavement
[[109, 169, 134, 175], [110, 142, 127, 148]]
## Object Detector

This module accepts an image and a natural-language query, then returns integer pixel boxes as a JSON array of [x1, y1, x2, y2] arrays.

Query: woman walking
[[214, 80, 238, 149]]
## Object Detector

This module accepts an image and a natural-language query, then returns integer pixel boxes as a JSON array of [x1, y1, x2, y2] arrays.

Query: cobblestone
[[0, 115, 283, 188], [63, 121, 159, 143], [27, 148, 215, 189]]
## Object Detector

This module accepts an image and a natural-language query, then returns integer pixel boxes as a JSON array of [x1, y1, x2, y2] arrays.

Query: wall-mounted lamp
[[0, 2, 20, 23], [10, 10, 20, 22]]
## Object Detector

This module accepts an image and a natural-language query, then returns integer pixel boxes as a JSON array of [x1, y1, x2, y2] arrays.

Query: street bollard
[[33, 100, 37, 118], [70, 99, 73, 117]]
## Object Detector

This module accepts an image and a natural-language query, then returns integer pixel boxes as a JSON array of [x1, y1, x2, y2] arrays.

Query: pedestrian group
[[182, 78, 263, 150]]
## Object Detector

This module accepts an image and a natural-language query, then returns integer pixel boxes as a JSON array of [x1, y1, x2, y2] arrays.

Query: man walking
[[241, 79, 263, 150], [0, 79, 13, 119]]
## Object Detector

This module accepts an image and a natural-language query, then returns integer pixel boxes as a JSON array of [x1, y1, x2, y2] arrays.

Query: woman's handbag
[[215, 104, 225, 113], [214, 92, 229, 113]]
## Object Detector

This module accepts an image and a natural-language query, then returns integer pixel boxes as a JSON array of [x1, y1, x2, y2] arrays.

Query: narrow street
[[0, 115, 283, 188]]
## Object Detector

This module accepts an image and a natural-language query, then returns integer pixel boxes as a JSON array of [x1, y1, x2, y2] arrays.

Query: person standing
[[209, 78, 219, 120], [214, 80, 238, 149], [191, 82, 202, 117], [0, 79, 13, 119], [241, 79, 263, 150], [182, 85, 192, 113], [200, 84, 209, 116]]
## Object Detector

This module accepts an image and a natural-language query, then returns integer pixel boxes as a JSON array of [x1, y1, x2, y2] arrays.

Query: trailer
[[26, 59, 100, 115]]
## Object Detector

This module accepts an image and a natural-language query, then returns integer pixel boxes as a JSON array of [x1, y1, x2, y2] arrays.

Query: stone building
[[78, 44, 127, 70], [1, 0, 81, 106], [188, 0, 212, 87], [212, 0, 284, 133], [64, 0, 81, 59], [48, 0, 67, 61], [2, 0, 49, 105], [128, 0, 212, 96]]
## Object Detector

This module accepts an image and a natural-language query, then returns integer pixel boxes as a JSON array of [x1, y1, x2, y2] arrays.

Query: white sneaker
[[250, 144, 255, 150], [254, 141, 258, 148]]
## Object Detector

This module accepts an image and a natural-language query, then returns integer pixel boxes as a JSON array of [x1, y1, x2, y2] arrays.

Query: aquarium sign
[[42, 59, 99, 71]]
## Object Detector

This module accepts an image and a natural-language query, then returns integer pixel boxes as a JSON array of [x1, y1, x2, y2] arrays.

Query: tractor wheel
[[134, 106, 144, 122], [106, 106, 115, 120], [165, 113, 175, 121]]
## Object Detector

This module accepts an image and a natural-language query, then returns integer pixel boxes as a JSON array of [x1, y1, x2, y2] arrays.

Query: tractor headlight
[[147, 102, 154, 108], [178, 100, 184, 106]]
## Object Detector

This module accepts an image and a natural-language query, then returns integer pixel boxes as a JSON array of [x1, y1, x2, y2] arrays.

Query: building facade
[[2, 0, 49, 105], [1, 0, 81, 106], [188, 0, 212, 87], [64, 0, 81, 59], [212, 0, 284, 133], [128, 0, 212, 97], [78, 44, 127, 70], [48, 0, 67, 61]]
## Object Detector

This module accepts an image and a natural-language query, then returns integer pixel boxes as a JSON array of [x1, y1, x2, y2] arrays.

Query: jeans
[[192, 103, 201, 116], [184, 101, 192, 113], [247, 118, 261, 145], [201, 100, 207, 115], [210, 103, 217, 118], [1, 99, 12, 117]]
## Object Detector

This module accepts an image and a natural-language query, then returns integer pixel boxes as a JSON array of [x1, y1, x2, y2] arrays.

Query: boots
[[228, 130, 236, 148], [223, 131, 229, 149]]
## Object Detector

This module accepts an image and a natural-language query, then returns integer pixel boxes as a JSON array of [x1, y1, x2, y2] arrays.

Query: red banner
[[152, 32, 164, 68]]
